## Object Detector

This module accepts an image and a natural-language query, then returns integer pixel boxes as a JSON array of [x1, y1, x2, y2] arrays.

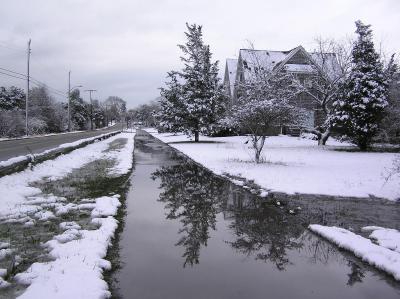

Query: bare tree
[[225, 49, 303, 163], [293, 37, 352, 145]]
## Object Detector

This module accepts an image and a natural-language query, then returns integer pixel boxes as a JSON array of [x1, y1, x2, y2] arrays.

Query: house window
[[304, 78, 312, 88]]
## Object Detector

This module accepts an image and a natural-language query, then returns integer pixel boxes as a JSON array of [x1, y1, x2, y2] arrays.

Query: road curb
[[0, 131, 121, 177]]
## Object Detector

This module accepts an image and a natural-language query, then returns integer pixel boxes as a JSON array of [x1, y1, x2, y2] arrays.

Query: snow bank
[[0, 132, 135, 297], [0, 133, 133, 217], [146, 131, 400, 200], [15, 196, 121, 299], [91, 195, 121, 217], [309, 224, 400, 280], [6, 133, 134, 299], [362, 226, 400, 253]]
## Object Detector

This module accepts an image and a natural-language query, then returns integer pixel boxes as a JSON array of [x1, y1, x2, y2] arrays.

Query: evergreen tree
[[0, 86, 25, 111], [158, 71, 185, 132], [331, 20, 388, 150], [92, 99, 106, 128], [159, 23, 227, 142], [70, 89, 89, 130]]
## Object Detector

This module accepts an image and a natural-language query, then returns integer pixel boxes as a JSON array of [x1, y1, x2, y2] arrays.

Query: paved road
[[0, 125, 122, 162]]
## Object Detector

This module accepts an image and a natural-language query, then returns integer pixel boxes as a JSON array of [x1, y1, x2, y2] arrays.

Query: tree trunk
[[358, 139, 369, 151], [319, 127, 331, 146], [255, 151, 260, 163], [194, 131, 199, 142], [253, 135, 266, 163]]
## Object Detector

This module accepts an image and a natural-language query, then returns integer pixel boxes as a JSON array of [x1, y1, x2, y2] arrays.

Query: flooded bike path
[[112, 130, 400, 299]]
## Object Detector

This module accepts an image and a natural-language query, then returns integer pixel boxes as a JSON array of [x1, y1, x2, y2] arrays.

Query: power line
[[0, 71, 65, 97], [0, 42, 25, 53], [0, 67, 26, 77], [0, 66, 66, 97], [0, 70, 26, 81]]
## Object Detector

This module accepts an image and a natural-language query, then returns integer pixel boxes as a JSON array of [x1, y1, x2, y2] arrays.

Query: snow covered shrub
[[207, 120, 238, 137], [0, 86, 26, 137], [300, 132, 319, 140], [0, 111, 25, 137], [225, 98, 302, 163], [28, 117, 48, 135], [331, 21, 389, 151], [224, 48, 303, 163]]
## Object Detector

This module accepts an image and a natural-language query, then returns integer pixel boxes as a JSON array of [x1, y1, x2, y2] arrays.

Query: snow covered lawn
[[309, 225, 400, 280], [146, 130, 400, 200], [0, 132, 135, 298]]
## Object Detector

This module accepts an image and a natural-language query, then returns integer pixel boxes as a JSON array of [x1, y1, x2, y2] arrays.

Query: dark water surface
[[113, 131, 400, 299]]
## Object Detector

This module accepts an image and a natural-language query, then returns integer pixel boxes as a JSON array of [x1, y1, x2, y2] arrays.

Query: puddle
[[112, 130, 400, 299]]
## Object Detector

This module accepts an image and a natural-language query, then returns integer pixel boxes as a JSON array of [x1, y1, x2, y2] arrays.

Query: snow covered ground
[[146, 130, 400, 200], [309, 225, 400, 280], [0, 132, 135, 298]]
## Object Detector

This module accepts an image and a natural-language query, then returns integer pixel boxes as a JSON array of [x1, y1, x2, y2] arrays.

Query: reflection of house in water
[[222, 184, 255, 220]]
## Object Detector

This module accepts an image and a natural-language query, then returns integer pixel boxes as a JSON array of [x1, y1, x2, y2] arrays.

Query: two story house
[[224, 45, 341, 135]]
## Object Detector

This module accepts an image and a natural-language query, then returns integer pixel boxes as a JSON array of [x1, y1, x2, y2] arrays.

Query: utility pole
[[84, 89, 96, 130], [68, 71, 71, 132], [25, 39, 31, 136]]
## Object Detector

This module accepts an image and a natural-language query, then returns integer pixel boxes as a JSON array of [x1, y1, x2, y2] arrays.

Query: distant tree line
[[125, 100, 160, 128], [0, 86, 126, 137]]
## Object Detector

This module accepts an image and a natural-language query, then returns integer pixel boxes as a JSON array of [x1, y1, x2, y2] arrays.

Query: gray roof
[[226, 58, 238, 95], [239, 49, 289, 80], [238, 46, 341, 81]]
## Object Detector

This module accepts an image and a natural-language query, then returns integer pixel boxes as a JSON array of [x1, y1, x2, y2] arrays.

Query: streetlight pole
[[25, 39, 31, 136], [84, 89, 97, 130], [68, 71, 71, 132]]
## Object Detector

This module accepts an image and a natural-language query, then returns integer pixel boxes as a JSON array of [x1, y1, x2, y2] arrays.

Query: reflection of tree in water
[[347, 261, 366, 286], [302, 231, 366, 285], [152, 155, 369, 286], [227, 199, 304, 270], [226, 193, 305, 271], [301, 232, 339, 265], [152, 160, 227, 266]]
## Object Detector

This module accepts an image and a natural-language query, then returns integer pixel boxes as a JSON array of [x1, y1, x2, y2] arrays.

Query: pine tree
[[0, 86, 25, 111], [331, 20, 388, 150], [159, 23, 227, 142], [158, 72, 185, 132], [70, 89, 89, 130]]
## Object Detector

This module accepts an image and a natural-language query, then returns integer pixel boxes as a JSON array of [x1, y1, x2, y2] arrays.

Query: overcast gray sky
[[0, 0, 399, 108]]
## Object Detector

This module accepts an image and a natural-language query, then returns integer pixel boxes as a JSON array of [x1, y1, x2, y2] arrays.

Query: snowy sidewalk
[[0, 132, 135, 298], [146, 130, 400, 201]]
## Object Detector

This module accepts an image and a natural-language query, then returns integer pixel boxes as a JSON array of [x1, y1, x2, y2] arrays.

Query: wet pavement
[[0, 125, 121, 161], [112, 130, 400, 299]]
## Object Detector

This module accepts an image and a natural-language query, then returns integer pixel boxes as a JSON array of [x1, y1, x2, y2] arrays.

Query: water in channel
[[112, 130, 400, 299]]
